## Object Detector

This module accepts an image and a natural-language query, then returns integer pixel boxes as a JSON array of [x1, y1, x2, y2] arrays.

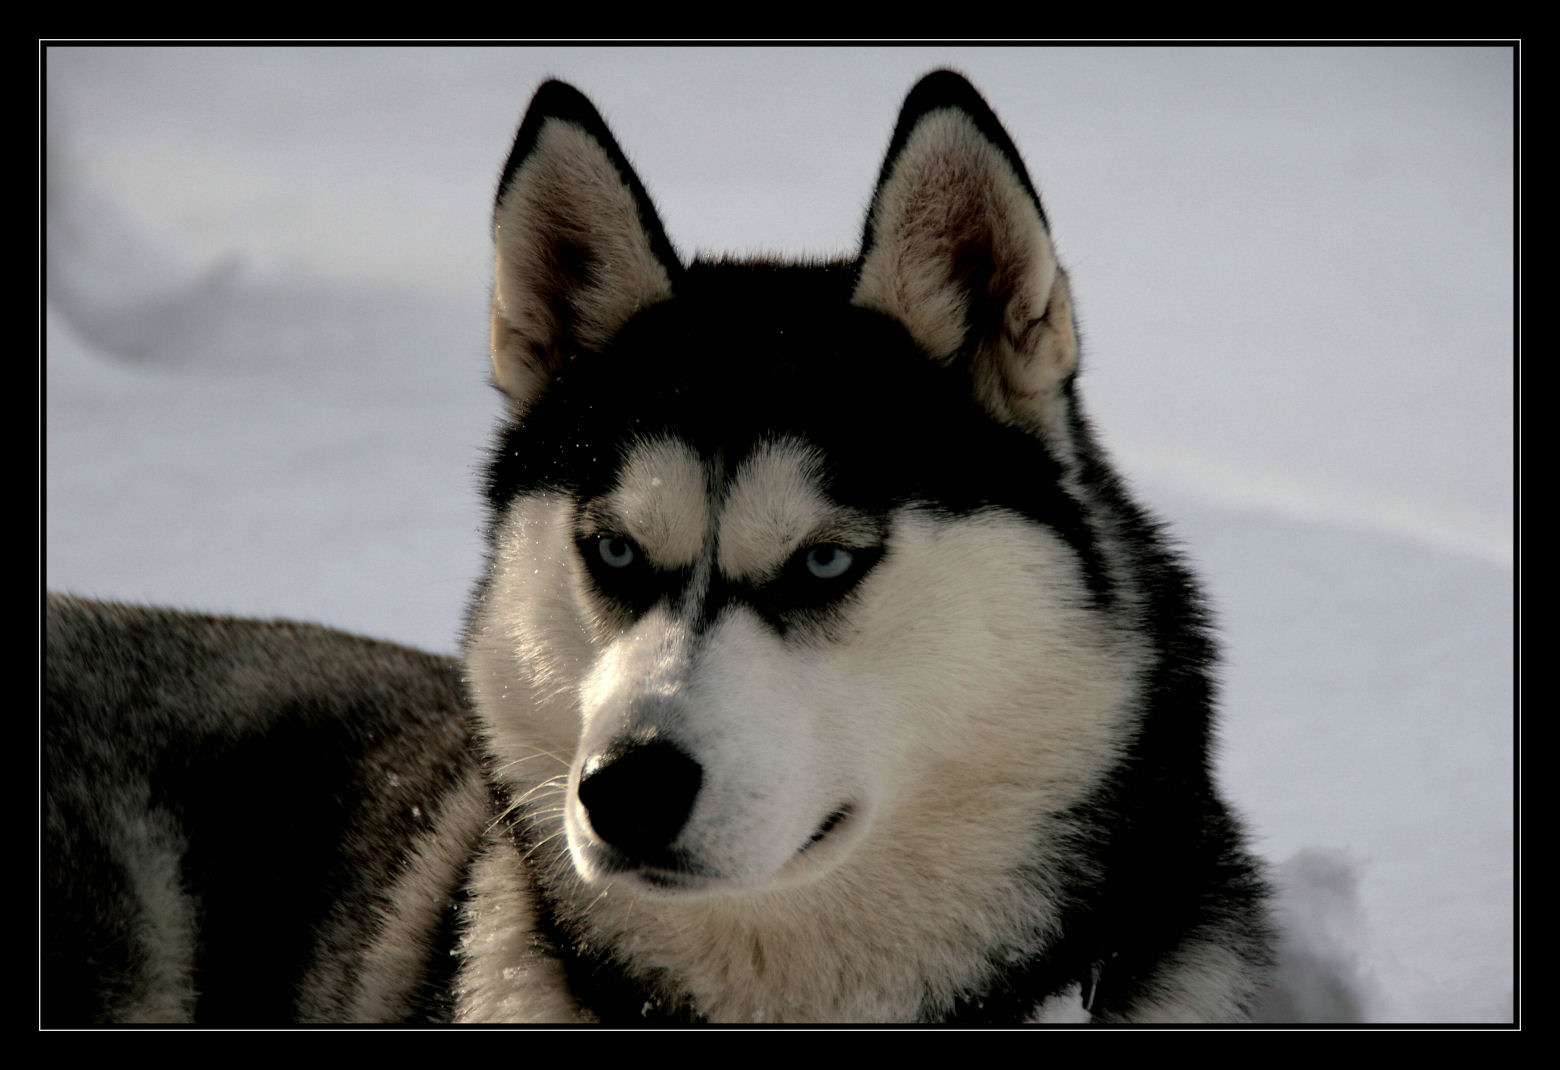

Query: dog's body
[[44, 72, 1271, 1024], [43, 596, 486, 1023]]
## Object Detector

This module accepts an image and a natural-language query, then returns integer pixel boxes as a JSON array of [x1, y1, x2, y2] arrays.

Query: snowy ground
[[42, 45, 1516, 1025]]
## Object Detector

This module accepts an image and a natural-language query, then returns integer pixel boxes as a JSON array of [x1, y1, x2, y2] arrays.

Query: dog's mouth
[[799, 804, 854, 854], [766, 802, 864, 888], [631, 865, 715, 893], [572, 796, 864, 895]]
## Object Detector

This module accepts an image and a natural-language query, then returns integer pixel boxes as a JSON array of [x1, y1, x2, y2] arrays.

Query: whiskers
[[488, 777, 565, 829], [486, 746, 571, 843], [489, 744, 570, 782]]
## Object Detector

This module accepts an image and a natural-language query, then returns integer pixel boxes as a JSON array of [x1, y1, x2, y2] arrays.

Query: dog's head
[[466, 73, 1136, 900]]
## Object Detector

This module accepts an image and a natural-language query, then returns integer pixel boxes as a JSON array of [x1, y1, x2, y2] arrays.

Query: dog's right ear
[[490, 81, 682, 415]]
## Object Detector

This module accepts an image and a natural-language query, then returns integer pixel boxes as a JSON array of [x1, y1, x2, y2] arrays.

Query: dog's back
[[43, 595, 485, 1024]]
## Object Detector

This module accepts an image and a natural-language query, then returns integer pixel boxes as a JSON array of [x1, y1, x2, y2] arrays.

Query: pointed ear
[[490, 81, 682, 414], [854, 71, 1078, 434]]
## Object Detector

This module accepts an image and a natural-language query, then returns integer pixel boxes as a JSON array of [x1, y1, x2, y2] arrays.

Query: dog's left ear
[[854, 71, 1078, 435]]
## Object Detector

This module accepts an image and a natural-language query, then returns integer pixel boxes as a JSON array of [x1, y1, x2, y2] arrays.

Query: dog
[[44, 71, 1271, 1024]]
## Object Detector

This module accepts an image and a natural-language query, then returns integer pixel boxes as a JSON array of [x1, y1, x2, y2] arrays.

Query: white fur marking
[[112, 807, 198, 1022], [471, 492, 1148, 1020], [342, 767, 490, 1021], [717, 439, 863, 581], [600, 437, 710, 570]]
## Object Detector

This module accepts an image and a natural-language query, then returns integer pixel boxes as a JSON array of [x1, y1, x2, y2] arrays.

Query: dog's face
[[465, 76, 1142, 904]]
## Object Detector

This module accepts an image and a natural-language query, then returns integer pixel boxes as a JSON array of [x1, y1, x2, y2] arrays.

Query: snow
[[42, 44, 1516, 1025]]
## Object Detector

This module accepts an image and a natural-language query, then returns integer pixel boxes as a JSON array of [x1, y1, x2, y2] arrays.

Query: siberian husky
[[44, 71, 1271, 1024]]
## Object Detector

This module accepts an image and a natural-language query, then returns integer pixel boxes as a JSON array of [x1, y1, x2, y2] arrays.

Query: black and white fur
[[43, 596, 486, 1023], [43, 72, 1271, 1024], [460, 71, 1270, 1022]]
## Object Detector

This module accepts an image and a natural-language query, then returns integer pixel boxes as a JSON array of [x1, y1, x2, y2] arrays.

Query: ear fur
[[490, 81, 682, 414], [854, 71, 1079, 434]]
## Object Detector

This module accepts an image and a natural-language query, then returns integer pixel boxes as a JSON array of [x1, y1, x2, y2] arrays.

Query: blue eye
[[597, 536, 636, 569], [804, 545, 854, 580], [578, 532, 664, 617]]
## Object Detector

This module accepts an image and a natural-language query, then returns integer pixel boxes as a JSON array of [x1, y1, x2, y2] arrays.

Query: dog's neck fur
[[455, 776, 1104, 1024]]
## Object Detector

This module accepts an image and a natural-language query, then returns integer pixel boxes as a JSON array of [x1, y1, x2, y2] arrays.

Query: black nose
[[577, 738, 703, 863]]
